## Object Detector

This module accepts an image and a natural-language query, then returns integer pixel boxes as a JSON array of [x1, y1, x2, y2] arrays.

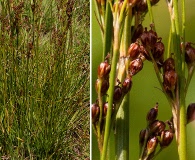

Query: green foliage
[[0, 0, 89, 159]]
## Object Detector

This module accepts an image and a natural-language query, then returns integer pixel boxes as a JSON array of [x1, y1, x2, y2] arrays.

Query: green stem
[[103, 1, 113, 60], [178, 0, 187, 159], [172, 0, 187, 159], [146, 0, 155, 29], [115, 93, 130, 160], [115, 5, 132, 160]]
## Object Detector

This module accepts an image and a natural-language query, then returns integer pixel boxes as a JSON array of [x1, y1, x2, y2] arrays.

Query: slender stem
[[178, 0, 187, 159], [101, 14, 121, 160], [115, 93, 130, 160], [115, 5, 132, 160], [103, 1, 113, 60], [146, 0, 155, 29]]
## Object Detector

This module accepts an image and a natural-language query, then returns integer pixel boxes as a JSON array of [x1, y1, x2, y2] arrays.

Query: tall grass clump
[[0, 0, 89, 159]]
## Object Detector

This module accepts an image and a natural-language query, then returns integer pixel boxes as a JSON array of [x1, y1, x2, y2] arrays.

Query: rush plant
[[92, 0, 195, 160]]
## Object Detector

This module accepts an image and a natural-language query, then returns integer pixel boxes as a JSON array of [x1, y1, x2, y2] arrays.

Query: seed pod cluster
[[128, 24, 165, 77], [91, 55, 133, 126], [139, 103, 174, 159], [162, 57, 178, 98]]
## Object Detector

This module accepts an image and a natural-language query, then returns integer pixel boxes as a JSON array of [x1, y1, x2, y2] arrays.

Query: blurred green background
[[92, 0, 195, 159]]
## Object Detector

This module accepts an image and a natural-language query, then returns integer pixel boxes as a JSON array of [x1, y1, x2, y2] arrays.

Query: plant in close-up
[[92, 0, 195, 159]]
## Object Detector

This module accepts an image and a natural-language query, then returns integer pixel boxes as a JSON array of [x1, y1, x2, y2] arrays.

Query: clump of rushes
[[139, 103, 174, 160], [93, 0, 194, 159]]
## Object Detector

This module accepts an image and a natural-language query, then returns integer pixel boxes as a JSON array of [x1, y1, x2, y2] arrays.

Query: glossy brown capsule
[[149, 120, 166, 135], [95, 79, 109, 95], [146, 103, 158, 124], [163, 57, 175, 72], [184, 42, 195, 64], [113, 85, 123, 102], [152, 41, 165, 60], [91, 103, 100, 123], [146, 136, 158, 156], [128, 43, 140, 60], [122, 77, 132, 94], [131, 24, 144, 42], [98, 61, 111, 79], [103, 102, 115, 117], [163, 70, 177, 91], [187, 103, 195, 124], [139, 129, 147, 148], [129, 58, 143, 76], [160, 130, 174, 148]]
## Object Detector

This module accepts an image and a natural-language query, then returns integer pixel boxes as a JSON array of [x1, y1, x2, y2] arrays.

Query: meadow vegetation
[[0, 0, 89, 159]]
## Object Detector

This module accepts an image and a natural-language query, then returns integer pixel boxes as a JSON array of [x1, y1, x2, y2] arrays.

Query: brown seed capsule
[[149, 120, 166, 135], [160, 130, 174, 148], [131, 24, 144, 43], [95, 79, 109, 95], [163, 70, 177, 91], [135, 0, 148, 13], [163, 57, 175, 72], [187, 103, 195, 124], [150, 0, 160, 5], [140, 45, 150, 60], [91, 103, 100, 123], [122, 77, 132, 94], [128, 42, 140, 60], [140, 28, 149, 47], [98, 61, 111, 79], [129, 58, 143, 76], [146, 136, 158, 156], [146, 103, 158, 124], [113, 85, 123, 102], [148, 27, 158, 49], [152, 40, 165, 60], [103, 102, 115, 117], [139, 129, 147, 148], [184, 42, 195, 64]]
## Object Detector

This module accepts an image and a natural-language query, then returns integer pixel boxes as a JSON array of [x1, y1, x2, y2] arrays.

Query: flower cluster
[[139, 103, 174, 159]]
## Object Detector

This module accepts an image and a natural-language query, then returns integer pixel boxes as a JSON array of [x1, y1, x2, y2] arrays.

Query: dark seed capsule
[[139, 129, 147, 148], [150, 0, 160, 5], [135, 0, 148, 13], [146, 136, 158, 156], [128, 42, 140, 60], [187, 103, 195, 124], [146, 103, 158, 124], [160, 130, 174, 148], [113, 85, 123, 102], [149, 120, 166, 135], [184, 42, 195, 64], [148, 27, 158, 49], [95, 79, 109, 95], [140, 28, 149, 47], [163, 70, 177, 91], [140, 45, 150, 60], [152, 41, 165, 60], [91, 103, 100, 123], [131, 24, 144, 43], [98, 61, 111, 79], [163, 57, 175, 72], [122, 77, 132, 94], [129, 58, 143, 76], [103, 102, 115, 117]]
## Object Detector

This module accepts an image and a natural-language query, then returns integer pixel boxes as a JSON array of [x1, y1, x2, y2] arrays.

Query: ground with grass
[[0, 0, 89, 159]]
